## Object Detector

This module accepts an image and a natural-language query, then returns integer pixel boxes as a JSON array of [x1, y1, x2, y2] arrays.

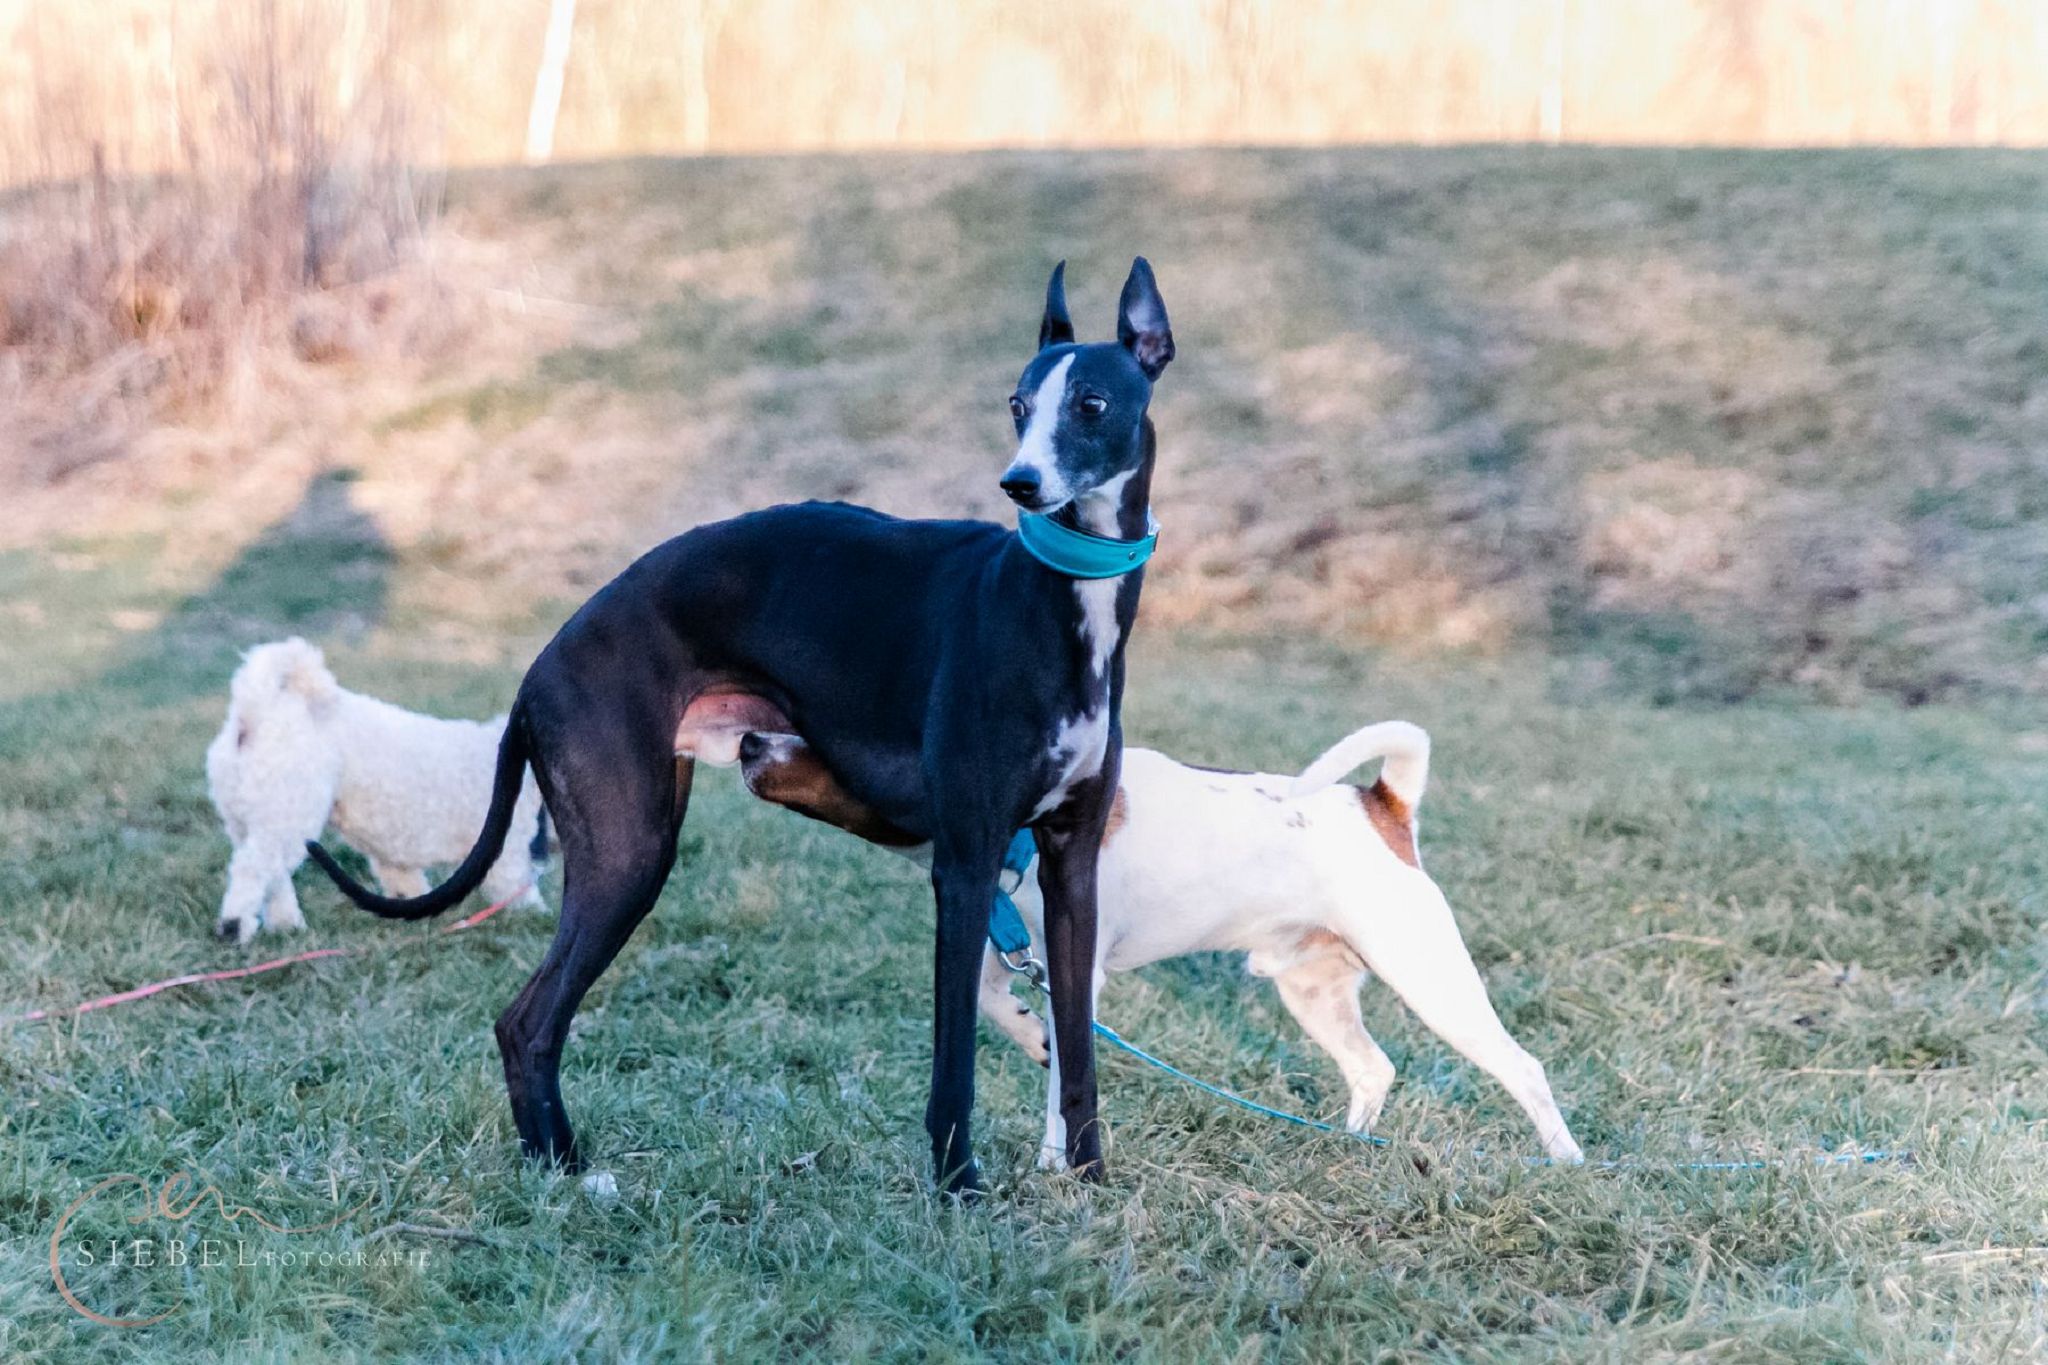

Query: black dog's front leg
[[1034, 761, 1117, 1179], [926, 845, 1004, 1195]]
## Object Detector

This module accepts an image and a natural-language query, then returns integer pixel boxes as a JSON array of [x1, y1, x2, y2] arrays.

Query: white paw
[[1036, 1146, 1069, 1173], [1022, 1018, 1051, 1067], [1547, 1133, 1585, 1165], [580, 1170, 620, 1205], [1344, 1095, 1388, 1135], [987, 995, 1050, 1064]]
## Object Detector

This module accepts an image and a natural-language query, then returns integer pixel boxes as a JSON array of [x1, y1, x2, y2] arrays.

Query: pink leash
[[10, 887, 530, 1026]]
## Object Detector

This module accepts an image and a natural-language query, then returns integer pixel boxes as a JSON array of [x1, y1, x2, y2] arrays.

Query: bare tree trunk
[[680, 0, 731, 154], [1491, 0, 1514, 139], [525, 0, 577, 164], [680, 6, 709, 153], [1927, 0, 1958, 142], [1539, 0, 1565, 144]]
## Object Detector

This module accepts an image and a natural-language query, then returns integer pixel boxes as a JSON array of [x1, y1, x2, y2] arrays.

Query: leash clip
[[998, 949, 1048, 992]]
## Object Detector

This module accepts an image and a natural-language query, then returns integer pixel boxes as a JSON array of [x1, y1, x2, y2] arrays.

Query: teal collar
[[1016, 509, 1160, 579]]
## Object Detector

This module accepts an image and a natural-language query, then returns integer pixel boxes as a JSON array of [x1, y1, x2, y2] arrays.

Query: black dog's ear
[[1039, 260, 1074, 350], [1116, 256, 1173, 378]]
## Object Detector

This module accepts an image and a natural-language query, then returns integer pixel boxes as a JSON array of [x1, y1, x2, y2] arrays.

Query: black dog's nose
[[999, 465, 1042, 503]]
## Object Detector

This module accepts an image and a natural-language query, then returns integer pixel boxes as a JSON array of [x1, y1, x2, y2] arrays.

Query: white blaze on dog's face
[[999, 258, 1173, 532], [1008, 353, 1077, 508]]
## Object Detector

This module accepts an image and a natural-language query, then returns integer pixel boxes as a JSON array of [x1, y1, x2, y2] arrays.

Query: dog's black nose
[[737, 732, 767, 765], [999, 465, 1042, 504], [215, 918, 242, 941]]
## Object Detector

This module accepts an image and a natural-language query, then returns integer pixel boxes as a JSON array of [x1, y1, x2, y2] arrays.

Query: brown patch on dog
[[1302, 925, 1351, 957], [1355, 779, 1419, 867], [675, 686, 791, 765], [740, 734, 924, 848], [672, 754, 696, 827], [1099, 786, 1129, 846], [1296, 927, 1364, 967]]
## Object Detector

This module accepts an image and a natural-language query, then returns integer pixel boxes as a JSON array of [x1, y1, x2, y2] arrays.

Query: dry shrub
[[0, 0, 444, 485]]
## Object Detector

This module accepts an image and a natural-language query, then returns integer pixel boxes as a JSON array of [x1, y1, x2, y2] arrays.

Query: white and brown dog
[[736, 721, 1583, 1166], [205, 639, 549, 944]]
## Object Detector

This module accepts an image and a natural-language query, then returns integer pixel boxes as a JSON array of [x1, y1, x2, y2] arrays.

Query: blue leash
[[986, 830, 1039, 962], [1089, 1019, 1385, 1144], [1091, 1020, 1904, 1172], [991, 845, 1906, 1174]]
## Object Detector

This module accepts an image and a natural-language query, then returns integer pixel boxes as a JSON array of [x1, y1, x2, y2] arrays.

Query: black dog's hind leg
[[496, 732, 692, 1170], [926, 836, 1008, 1196]]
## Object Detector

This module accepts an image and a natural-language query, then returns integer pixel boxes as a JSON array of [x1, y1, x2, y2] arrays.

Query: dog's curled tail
[[1286, 720, 1430, 806], [272, 637, 339, 701], [232, 636, 341, 716], [304, 709, 532, 920]]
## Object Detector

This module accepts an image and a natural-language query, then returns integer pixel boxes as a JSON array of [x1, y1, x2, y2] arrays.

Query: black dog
[[309, 259, 1175, 1193]]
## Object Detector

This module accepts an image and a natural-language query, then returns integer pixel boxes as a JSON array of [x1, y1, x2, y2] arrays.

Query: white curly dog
[[205, 638, 548, 944]]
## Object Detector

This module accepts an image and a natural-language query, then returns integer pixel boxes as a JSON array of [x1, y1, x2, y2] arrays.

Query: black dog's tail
[[305, 709, 532, 920]]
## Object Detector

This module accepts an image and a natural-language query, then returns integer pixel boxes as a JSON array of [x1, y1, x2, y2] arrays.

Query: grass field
[[3, 148, 2047, 1360]]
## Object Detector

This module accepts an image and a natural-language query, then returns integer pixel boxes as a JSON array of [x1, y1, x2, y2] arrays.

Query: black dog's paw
[[523, 1134, 585, 1176], [1067, 1129, 1106, 1183], [937, 1158, 985, 1203]]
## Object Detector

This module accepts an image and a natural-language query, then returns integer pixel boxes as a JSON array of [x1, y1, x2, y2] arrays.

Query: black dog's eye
[[1008, 397, 1027, 422], [1078, 395, 1108, 417]]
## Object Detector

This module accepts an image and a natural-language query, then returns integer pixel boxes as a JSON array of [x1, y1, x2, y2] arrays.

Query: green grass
[[1, 540, 2045, 1357], [4, 147, 2048, 1359]]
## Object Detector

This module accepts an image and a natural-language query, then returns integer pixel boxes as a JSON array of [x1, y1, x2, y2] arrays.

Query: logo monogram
[[50, 1171, 372, 1327]]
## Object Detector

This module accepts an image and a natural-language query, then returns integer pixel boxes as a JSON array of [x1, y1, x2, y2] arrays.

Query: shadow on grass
[[93, 470, 392, 711], [0, 471, 394, 924]]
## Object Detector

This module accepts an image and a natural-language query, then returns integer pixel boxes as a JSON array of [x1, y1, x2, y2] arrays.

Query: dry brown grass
[[0, 0, 451, 485], [8, 146, 2048, 706]]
